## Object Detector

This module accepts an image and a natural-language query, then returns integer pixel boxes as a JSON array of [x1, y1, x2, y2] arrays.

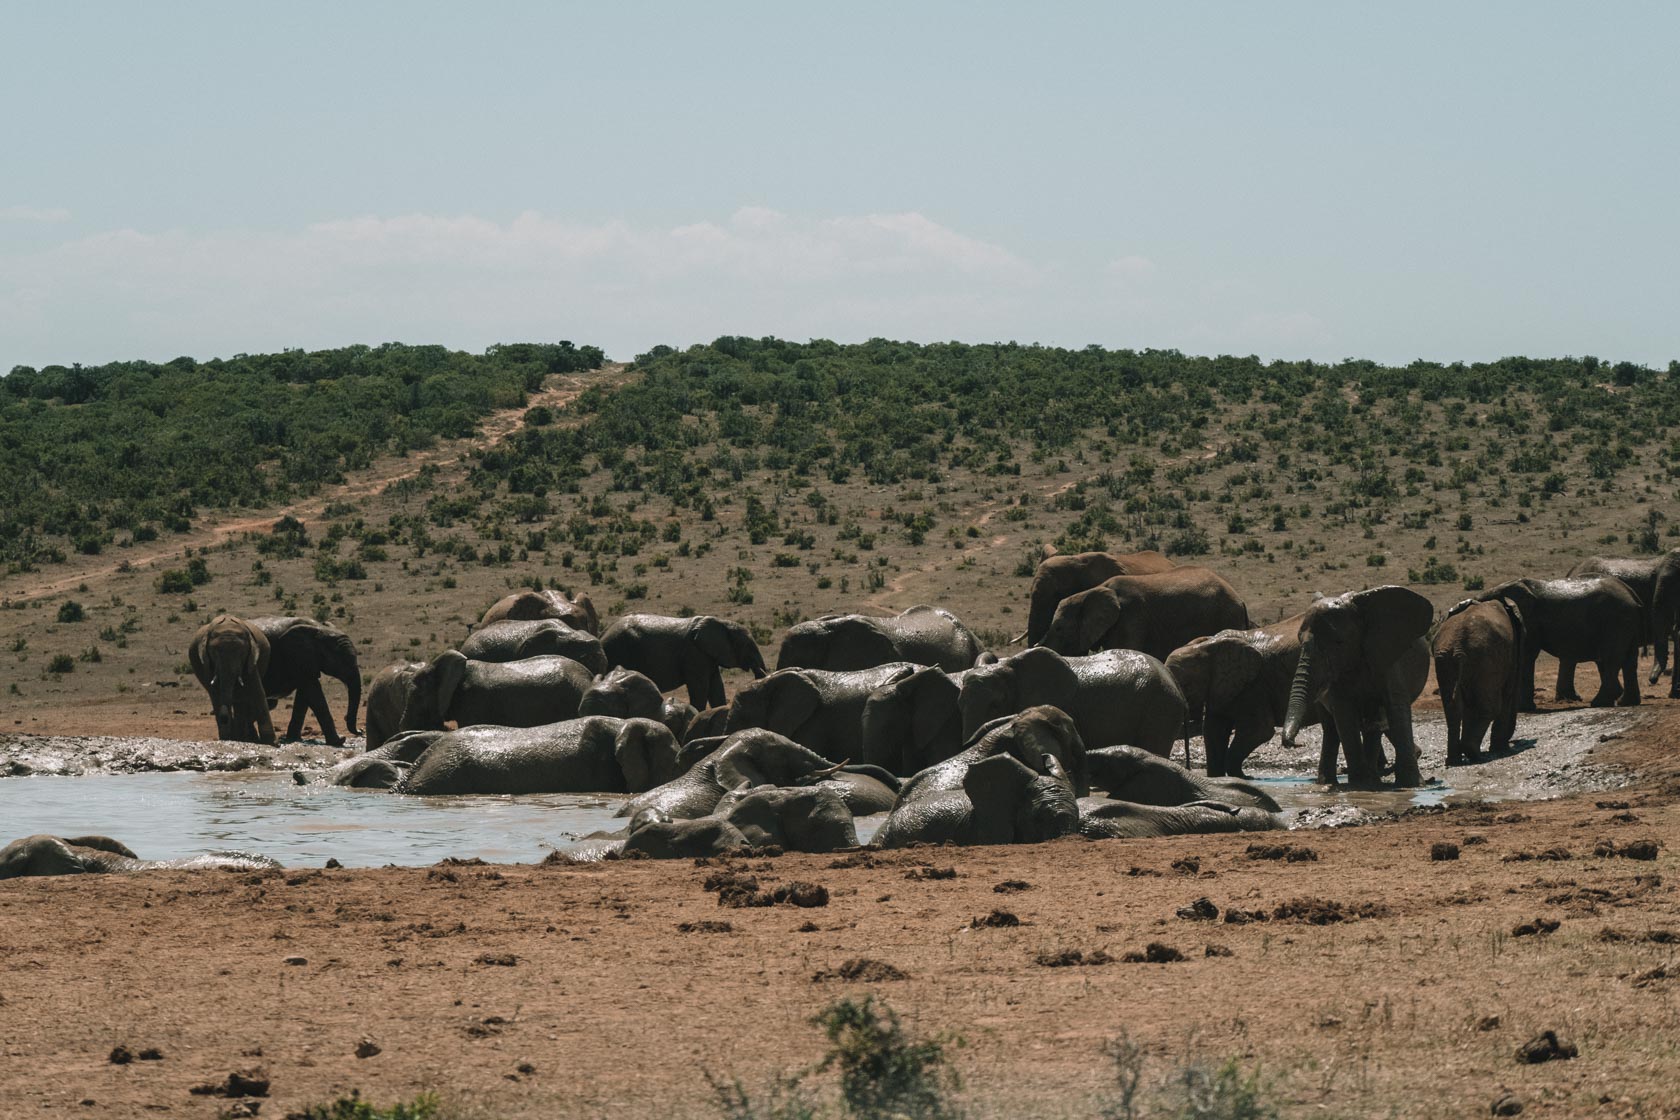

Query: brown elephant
[[1038, 566, 1249, 663], [1433, 598, 1524, 764], [1165, 613, 1309, 778], [364, 660, 426, 750], [1566, 551, 1680, 697], [249, 616, 360, 746], [1283, 586, 1434, 787], [188, 614, 277, 744], [0, 835, 278, 878], [478, 588, 600, 635], [1022, 549, 1176, 645], [1458, 576, 1642, 710]]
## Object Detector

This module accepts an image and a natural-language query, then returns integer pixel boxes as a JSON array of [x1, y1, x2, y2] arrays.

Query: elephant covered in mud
[[1085, 745, 1280, 811], [619, 728, 899, 821], [957, 647, 1185, 758], [724, 662, 919, 763], [601, 613, 767, 708], [1283, 586, 1434, 787], [1076, 798, 1282, 840], [873, 706, 1085, 848], [0, 835, 279, 878], [251, 616, 360, 747], [1461, 577, 1643, 710], [622, 785, 858, 859], [776, 605, 982, 674], [1039, 566, 1249, 663], [461, 619, 608, 675], [364, 660, 426, 751], [1568, 550, 1680, 696], [1165, 613, 1309, 779], [188, 614, 277, 745], [1433, 598, 1524, 764], [398, 651, 595, 733], [1024, 549, 1177, 646], [479, 588, 600, 635], [397, 717, 682, 795]]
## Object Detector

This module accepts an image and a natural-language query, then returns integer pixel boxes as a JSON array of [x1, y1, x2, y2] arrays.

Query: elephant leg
[[1589, 659, 1620, 707], [1459, 712, 1491, 764], [1554, 659, 1581, 702], [1443, 692, 1464, 766], [299, 676, 344, 745], [1382, 680, 1421, 788], [283, 693, 307, 742], [1202, 716, 1233, 778], [1491, 706, 1517, 754], [245, 678, 277, 745], [1516, 649, 1539, 712], [707, 667, 727, 710], [1618, 645, 1641, 706], [1316, 701, 1352, 786]]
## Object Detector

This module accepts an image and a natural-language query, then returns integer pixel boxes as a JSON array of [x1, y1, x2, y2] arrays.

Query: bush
[[56, 600, 84, 623], [47, 653, 74, 674], [287, 1092, 441, 1120], [156, 569, 194, 594]]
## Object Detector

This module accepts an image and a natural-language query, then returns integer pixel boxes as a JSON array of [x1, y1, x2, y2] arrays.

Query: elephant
[[478, 588, 600, 635], [619, 728, 899, 821], [396, 717, 682, 795], [685, 705, 730, 743], [620, 785, 858, 858], [249, 616, 360, 747], [460, 619, 608, 675], [1084, 745, 1281, 811], [888, 705, 1089, 812], [723, 662, 919, 763], [1038, 566, 1250, 663], [956, 647, 1186, 760], [301, 729, 451, 789], [364, 660, 426, 750], [1457, 577, 1642, 710], [1283, 586, 1435, 787], [578, 666, 698, 741], [872, 708, 1084, 848], [775, 605, 982, 673], [856, 665, 979, 776], [600, 613, 767, 708], [1076, 798, 1282, 840], [1165, 614, 1309, 779], [0, 835, 279, 878], [1566, 551, 1680, 696], [1433, 599, 1525, 764], [397, 651, 595, 734], [188, 614, 277, 745], [1023, 549, 1177, 645]]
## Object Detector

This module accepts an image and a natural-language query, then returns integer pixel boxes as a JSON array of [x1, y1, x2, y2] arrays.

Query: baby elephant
[[1434, 599, 1524, 764]]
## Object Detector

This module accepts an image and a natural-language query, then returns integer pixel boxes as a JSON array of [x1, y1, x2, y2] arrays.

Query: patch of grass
[[1098, 1032, 1279, 1120], [286, 1091, 443, 1119]]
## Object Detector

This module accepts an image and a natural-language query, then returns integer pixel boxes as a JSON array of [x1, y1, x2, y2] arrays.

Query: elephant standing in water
[[724, 662, 919, 763], [776, 606, 982, 673], [479, 588, 599, 635], [1565, 552, 1680, 697], [363, 660, 426, 750], [1460, 577, 1643, 710], [1283, 586, 1434, 787], [1165, 614, 1309, 779], [188, 615, 277, 744], [460, 619, 608, 675], [397, 650, 595, 733], [0, 835, 279, 878], [600, 614, 767, 708], [1433, 598, 1524, 764], [1039, 566, 1249, 662], [250, 616, 360, 746], [1023, 549, 1177, 646]]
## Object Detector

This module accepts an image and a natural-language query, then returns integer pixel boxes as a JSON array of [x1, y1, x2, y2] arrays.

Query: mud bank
[[0, 733, 351, 777]]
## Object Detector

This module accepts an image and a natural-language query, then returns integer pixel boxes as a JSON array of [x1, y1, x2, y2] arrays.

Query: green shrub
[[56, 600, 84, 623], [287, 1091, 441, 1120], [156, 569, 193, 594], [47, 653, 74, 674]]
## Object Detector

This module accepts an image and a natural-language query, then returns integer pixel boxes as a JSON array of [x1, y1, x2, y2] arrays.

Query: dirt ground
[[1, 700, 1678, 1118]]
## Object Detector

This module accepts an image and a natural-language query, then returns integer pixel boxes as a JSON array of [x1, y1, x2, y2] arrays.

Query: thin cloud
[[0, 205, 71, 223]]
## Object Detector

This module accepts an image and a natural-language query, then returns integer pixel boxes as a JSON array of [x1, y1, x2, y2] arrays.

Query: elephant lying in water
[[0, 835, 279, 878], [396, 717, 683, 795], [621, 785, 859, 859], [1076, 798, 1282, 839], [619, 728, 899, 820], [1085, 745, 1280, 811]]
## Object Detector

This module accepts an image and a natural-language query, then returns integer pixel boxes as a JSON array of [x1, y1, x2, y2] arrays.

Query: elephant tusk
[[807, 759, 850, 780]]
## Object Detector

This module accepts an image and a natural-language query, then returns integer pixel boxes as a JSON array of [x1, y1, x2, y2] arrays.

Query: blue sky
[[3, 2, 1676, 367]]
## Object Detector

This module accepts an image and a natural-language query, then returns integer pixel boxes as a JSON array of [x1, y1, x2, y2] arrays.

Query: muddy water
[[0, 705, 1642, 866]]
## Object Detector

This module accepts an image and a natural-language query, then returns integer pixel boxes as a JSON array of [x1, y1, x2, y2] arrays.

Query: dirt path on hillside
[[0, 367, 624, 605]]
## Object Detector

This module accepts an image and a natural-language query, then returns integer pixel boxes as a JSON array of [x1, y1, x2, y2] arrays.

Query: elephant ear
[[910, 669, 961, 750], [1078, 588, 1123, 652], [615, 718, 678, 792], [690, 617, 736, 667], [431, 650, 470, 719], [766, 672, 823, 737], [1206, 638, 1267, 714], [832, 617, 899, 668], [1352, 586, 1435, 673], [962, 753, 1037, 845]]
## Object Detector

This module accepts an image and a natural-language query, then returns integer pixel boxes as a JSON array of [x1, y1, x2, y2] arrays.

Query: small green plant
[[287, 1091, 442, 1120], [47, 653, 74, 674], [156, 569, 193, 594], [56, 600, 85, 623]]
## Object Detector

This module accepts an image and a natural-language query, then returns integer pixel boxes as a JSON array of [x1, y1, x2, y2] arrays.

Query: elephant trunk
[[1282, 643, 1318, 747], [325, 632, 362, 734]]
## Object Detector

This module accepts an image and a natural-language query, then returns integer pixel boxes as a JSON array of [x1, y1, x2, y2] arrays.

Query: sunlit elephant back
[[600, 613, 767, 708], [460, 619, 608, 675], [249, 616, 360, 746], [478, 588, 600, 635], [775, 605, 981, 673], [1038, 566, 1248, 663]]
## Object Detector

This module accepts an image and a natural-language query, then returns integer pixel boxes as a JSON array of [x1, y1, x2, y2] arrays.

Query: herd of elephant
[[162, 544, 1680, 863]]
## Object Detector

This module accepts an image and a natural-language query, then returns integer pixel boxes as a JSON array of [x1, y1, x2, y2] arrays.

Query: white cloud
[[1103, 254, 1156, 280], [0, 205, 70, 223]]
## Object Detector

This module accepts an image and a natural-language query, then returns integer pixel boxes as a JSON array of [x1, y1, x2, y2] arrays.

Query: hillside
[[3, 338, 1677, 739]]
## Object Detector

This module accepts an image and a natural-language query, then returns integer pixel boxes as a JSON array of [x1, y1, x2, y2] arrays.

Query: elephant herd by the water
[[170, 544, 1678, 862]]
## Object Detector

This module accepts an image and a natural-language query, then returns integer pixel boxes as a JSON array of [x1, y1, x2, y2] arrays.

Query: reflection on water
[[0, 771, 627, 867], [1243, 772, 1450, 828]]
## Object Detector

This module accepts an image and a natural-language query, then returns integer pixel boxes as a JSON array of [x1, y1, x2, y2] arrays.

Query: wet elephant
[[600, 614, 767, 708], [621, 785, 857, 859], [1076, 798, 1282, 839], [775, 605, 982, 673], [724, 662, 919, 763], [0, 835, 279, 878], [188, 614, 276, 745], [250, 616, 361, 747], [1433, 598, 1524, 764], [478, 588, 599, 635], [397, 717, 682, 795], [1039, 566, 1250, 663], [956, 647, 1186, 759], [460, 619, 608, 675], [397, 651, 595, 733], [1462, 577, 1642, 710], [1023, 549, 1177, 646], [363, 660, 426, 750], [1085, 745, 1280, 811], [1165, 614, 1309, 778]]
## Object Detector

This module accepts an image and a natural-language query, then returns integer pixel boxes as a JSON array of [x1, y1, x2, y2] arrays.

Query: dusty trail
[[0, 367, 621, 605]]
